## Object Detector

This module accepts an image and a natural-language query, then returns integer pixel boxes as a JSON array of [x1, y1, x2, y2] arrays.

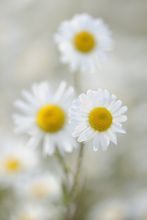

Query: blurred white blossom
[[16, 172, 60, 202], [55, 14, 113, 73], [11, 204, 50, 220], [0, 140, 38, 186]]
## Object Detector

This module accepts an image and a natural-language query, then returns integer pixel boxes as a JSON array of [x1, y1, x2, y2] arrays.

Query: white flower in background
[[55, 14, 113, 73], [17, 173, 60, 201], [89, 200, 127, 220], [11, 205, 49, 220], [13, 81, 76, 155], [0, 142, 38, 185], [130, 193, 147, 220], [70, 89, 127, 151]]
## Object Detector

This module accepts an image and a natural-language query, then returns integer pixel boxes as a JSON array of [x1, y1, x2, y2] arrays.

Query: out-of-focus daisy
[[11, 205, 50, 220], [130, 193, 147, 220], [89, 200, 127, 220], [17, 173, 60, 201], [0, 142, 38, 185], [70, 89, 127, 151], [13, 81, 76, 155], [55, 14, 113, 73]]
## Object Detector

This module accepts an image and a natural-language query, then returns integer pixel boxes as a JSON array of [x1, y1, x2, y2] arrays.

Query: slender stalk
[[71, 70, 85, 197], [57, 71, 85, 220], [73, 70, 82, 94], [55, 149, 72, 220], [71, 143, 84, 199], [55, 148, 70, 180], [62, 143, 85, 220]]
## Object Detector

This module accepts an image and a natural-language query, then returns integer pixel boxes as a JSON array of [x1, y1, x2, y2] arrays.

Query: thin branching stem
[[55, 148, 70, 180], [71, 143, 84, 199]]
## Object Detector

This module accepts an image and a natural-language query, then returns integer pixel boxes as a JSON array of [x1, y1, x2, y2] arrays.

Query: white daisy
[[13, 81, 76, 155], [55, 13, 113, 73], [16, 173, 60, 201], [0, 141, 38, 186], [90, 200, 127, 220], [69, 89, 127, 151], [11, 204, 49, 220]]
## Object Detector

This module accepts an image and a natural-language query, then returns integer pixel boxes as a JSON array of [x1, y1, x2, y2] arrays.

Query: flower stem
[[71, 142, 84, 198], [55, 148, 70, 180], [60, 71, 85, 220], [55, 148, 72, 213], [73, 70, 82, 94]]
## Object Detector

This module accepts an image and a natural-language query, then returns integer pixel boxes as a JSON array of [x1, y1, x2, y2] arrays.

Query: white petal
[[112, 124, 126, 134], [62, 86, 74, 103], [14, 100, 34, 114], [14, 123, 34, 134], [72, 123, 88, 137], [100, 135, 110, 151], [43, 135, 54, 155], [114, 106, 128, 116], [114, 115, 127, 123], [107, 130, 117, 145], [77, 127, 95, 142], [26, 134, 42, 149], [110, 100, 122, 113], [32, 82, 51, 105], [53, 81, 66, 102], [93, 135, 101, 151], [22, 90, 36, 105]]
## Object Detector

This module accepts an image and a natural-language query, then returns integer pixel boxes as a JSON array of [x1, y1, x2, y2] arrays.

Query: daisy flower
[[11, 204, 49, 220], [55, 13, 113, 73], [0, 141, 38, 186], [13, 81, 76, 155], [17, 173, 60, 201], [90, 200, 127, 220], [69, 89, 127, 151]]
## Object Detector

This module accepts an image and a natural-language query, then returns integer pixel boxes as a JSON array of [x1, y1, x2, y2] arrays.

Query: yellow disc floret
[[5, 158, 21, 173], [36, 105, 65, 133], [74, 31, 96, 53], [89, 107, 112, 132]]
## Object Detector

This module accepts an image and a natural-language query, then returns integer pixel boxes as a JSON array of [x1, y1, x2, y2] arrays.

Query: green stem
[[58, 71, 85, 220], [73, 70, 82, 94], [55, 148, 70, 180], [71, 143, 84, 199], [55, 148, 72, 220]]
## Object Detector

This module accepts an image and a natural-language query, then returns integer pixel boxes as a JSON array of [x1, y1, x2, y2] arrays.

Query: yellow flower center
[[5, 158, 21, 173], [74, 31, 96, 53], [89, 107, 112, 132], [36, 105, 65, 133]]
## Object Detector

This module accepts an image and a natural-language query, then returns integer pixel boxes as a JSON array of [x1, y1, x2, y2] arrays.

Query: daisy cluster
[[0, 13, 128, 220], [12, 14, 127, 154], [0, 139, 61, 220], [14, 82, 127, 154]]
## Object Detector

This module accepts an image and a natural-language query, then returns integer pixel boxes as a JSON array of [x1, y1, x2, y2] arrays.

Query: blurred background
[[0, 0, 147, 219]]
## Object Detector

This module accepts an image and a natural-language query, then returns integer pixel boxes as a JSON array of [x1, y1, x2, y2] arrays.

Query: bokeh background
[[0, 0, 147, 219]]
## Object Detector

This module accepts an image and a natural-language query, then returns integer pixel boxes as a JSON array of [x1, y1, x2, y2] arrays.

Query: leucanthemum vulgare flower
[[89, 200, 127, 220], [13, 81, 76, 155], [0, 142, 38, 185], [16, 173, 60, 201], [69, 89, 127, 151], [55, 14, 113, 73], [11, 204, 49, 220]]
